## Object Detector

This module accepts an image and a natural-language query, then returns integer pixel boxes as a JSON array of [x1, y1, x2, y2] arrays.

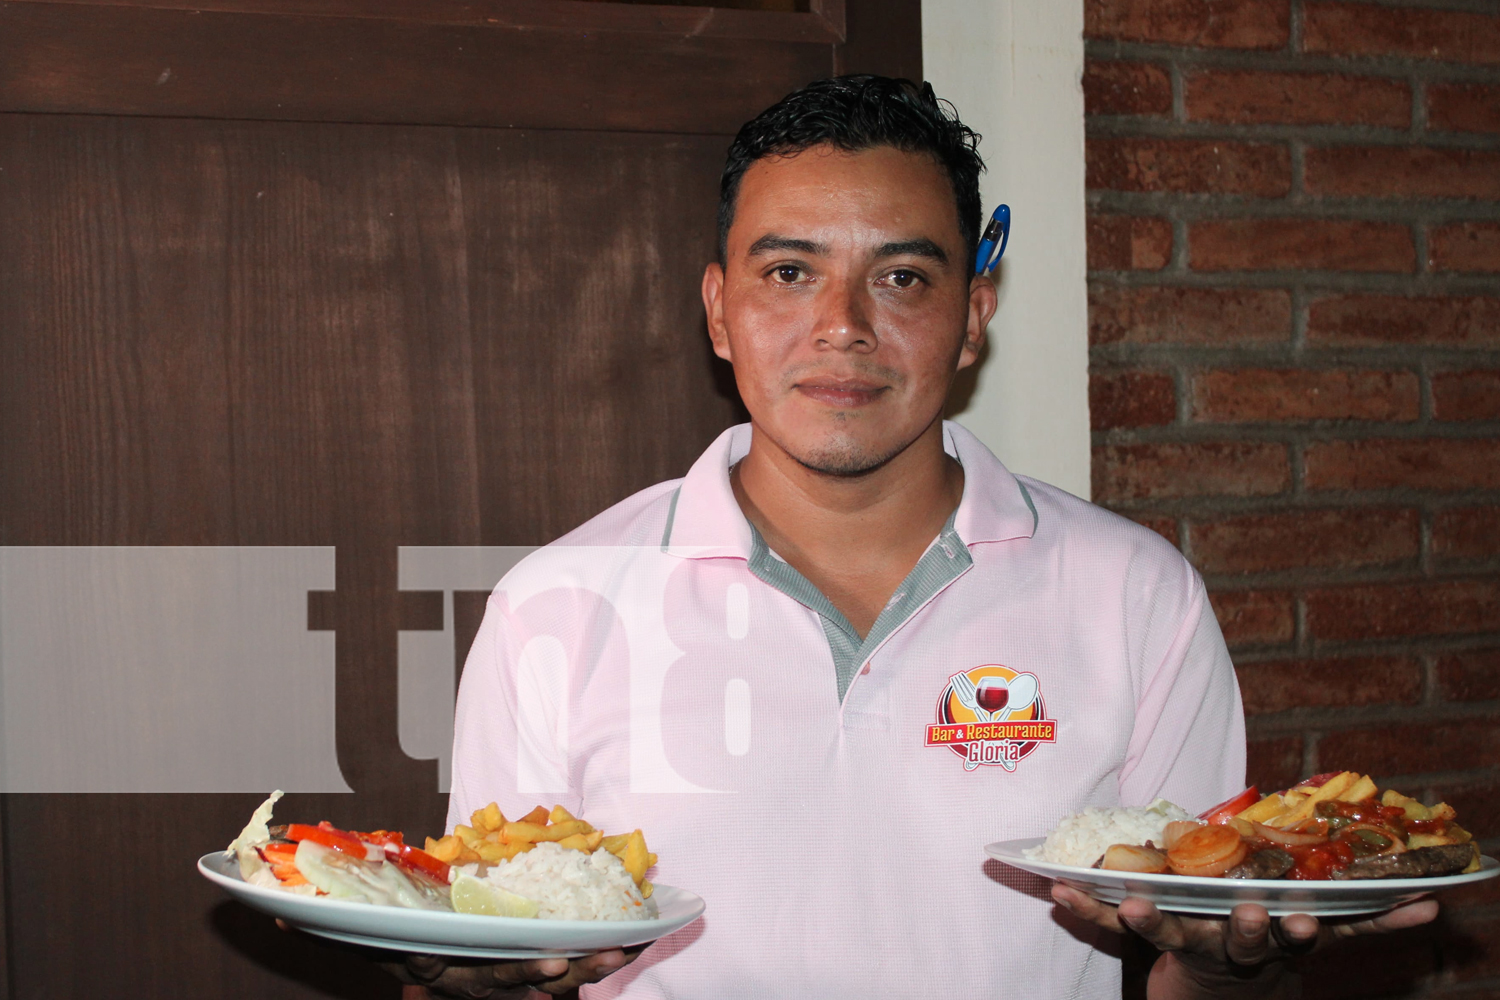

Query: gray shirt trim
[[746, 512, 972, 701]]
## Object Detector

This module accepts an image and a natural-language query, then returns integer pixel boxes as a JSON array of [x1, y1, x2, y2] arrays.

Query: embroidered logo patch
[[926, 665, 1055, 771]]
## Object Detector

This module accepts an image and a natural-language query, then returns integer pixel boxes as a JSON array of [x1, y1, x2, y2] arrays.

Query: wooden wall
[[0, 1, 918, 995]]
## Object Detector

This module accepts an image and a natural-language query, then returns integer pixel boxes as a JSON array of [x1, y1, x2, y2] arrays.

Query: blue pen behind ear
[[973, 204, 1011, 276]]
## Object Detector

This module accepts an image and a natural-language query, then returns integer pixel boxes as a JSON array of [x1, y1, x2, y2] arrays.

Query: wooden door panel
[[0, 0, 917, 993], [0, 1, 839, 132], [5, 794, 403, 999], [0, 112, 739, 998]]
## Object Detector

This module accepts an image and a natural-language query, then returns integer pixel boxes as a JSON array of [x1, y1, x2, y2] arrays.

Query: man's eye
[[773, 265, 803, 283], [888, 270, 920, 288]]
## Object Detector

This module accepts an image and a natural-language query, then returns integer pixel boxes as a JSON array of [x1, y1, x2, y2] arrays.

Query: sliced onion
[[1100, 844, 1170, 874], [1169, 824, 1246, 876], [1170, 839, 1248, 878], [1251, 821, 1329, 847], [1163, 820, 1204, 851]]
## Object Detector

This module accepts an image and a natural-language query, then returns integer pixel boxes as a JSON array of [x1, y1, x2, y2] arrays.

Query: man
[[403, 76, 1435, 998]]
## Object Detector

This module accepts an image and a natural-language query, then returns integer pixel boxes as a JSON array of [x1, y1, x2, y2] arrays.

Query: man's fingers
[[1224, 904, 1272, 966], [489, 957, 571, 986], [1333, 899, 1440, 939], [1050, 883, 1125, 933], [1116, 897, 1188, 952], [404, 953, 448, 983], [1274, 912, 1321, 952], [530, 950, 630, 995]]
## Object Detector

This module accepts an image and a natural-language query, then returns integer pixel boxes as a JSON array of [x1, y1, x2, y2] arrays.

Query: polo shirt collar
[[941, 421, 1038, 546], [662, 420, 1036, 560]]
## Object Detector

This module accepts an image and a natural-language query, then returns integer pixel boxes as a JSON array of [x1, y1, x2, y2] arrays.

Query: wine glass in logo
[[974, 676, 1010, 719], [970, 672, 1039, 723]]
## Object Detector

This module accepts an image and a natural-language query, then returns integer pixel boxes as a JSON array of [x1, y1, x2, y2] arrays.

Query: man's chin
[[788, 440, 904, 478]]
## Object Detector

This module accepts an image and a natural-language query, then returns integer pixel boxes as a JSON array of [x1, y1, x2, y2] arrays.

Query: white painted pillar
[[924, 0, 1092, 499]]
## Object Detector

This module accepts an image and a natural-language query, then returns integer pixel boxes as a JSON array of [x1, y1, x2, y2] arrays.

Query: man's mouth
[[793, 378, 889, 408]]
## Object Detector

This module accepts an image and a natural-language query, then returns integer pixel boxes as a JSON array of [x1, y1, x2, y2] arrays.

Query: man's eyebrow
[[746, 234, 829, 257], [875, 239, 949, 265]]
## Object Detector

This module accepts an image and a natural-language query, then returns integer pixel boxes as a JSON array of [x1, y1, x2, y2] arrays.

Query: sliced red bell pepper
[[388, 843, 451, 884], [358, 829, 405, 848], [284, 822, 368, 857], [1198, 787, 1260, 824], [260, 842, 299, 864]]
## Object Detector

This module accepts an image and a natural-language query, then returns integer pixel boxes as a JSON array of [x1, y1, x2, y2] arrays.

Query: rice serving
[[474, 842, 655, 921], [1025, 799, 1191, 868]]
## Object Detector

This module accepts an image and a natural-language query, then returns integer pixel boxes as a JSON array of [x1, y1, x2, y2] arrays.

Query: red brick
[[1434, 371, 1500, 422], [1434, 507, 1500, 562], [1304, 438, 1500, 492], [1089, 285, 1291, 345], [1429, 82, 1500, 135], [1093, 442, 1290, 501], [1085, 0, 1289, 49], [1083, 61, 1172, 117], [1246, 735, 1303, 790], [1307, 294, 1500, 348], [1191, 368, 1419, 423], [1306, 579, 1500, 641], [1304, 2, 1500, 66], [1435, 780, 1500, 842], [1185, 70, 1409, 127], [1090, 370, 1175, 430], [1128, 513, 1179, 546], [1430, 222, 1500, 274], [1437, 649, 1500, 702], [1210, 589, 1295, 646], [1236, 654, 1423, 715], [1317, 718, 1500, 778], [1190, 219, 1414, 273], [1086, 215, 1172, 271], [1305, 146, 1500, 200], [1088, 138, 1290, 196], [1189, 508, 1420, 574]]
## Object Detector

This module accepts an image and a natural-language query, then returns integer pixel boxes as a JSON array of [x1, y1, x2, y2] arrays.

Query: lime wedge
[[450, 874, 540, 918]]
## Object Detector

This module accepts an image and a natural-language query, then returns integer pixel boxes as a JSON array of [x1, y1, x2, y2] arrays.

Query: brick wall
[[1083, 0, 1500, 993]]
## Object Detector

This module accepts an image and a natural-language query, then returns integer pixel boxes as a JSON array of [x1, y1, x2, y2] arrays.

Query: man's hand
[[1052, 883, 1439, 999], [384, 948, 642, 999]]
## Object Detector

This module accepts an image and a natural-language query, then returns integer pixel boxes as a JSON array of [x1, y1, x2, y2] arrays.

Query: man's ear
[[959, 274, 997, 370], [703, 262, 733, 363]]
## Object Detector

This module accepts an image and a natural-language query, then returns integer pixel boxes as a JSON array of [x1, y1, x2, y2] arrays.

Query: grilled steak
[[1330, 844, 1476, 880], [1225, 848, 1295, 880]]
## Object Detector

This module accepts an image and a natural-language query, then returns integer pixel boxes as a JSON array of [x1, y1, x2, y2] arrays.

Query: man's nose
[[812, 278, 876, 352]]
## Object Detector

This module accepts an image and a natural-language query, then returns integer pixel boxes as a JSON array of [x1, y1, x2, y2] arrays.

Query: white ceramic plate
[[986, 837, 1499, 917], [199, 852, 705, 958]]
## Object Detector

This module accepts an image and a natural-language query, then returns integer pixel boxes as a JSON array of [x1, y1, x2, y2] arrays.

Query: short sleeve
[[446, 591, 582, 835], [1118, 575, 1246, 814]]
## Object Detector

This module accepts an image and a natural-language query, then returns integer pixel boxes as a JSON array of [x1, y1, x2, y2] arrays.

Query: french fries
[[424, 803, 657, 897], [1235, 771, 1467, 848]]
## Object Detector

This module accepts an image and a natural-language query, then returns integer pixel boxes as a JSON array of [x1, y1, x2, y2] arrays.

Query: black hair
[[717, 75, 985, 266]]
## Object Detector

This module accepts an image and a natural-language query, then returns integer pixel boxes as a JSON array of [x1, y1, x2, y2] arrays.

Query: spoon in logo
[[1002, 673, 1039, 721]]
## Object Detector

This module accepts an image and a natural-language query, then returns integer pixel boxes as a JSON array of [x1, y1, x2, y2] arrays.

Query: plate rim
[[198, 849, 705, 952], [985, 836, 1500, 894], [289, 924, 592, 959]]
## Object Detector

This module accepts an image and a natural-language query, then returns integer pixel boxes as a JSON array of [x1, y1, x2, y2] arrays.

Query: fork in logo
[[949, 672, 1018, 772]]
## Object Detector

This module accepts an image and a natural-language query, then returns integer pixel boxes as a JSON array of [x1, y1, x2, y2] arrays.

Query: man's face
[[703, 144, 995, 477]]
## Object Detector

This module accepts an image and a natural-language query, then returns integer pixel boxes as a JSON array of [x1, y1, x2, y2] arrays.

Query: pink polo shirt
[[448, 421, 1245, 999]]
